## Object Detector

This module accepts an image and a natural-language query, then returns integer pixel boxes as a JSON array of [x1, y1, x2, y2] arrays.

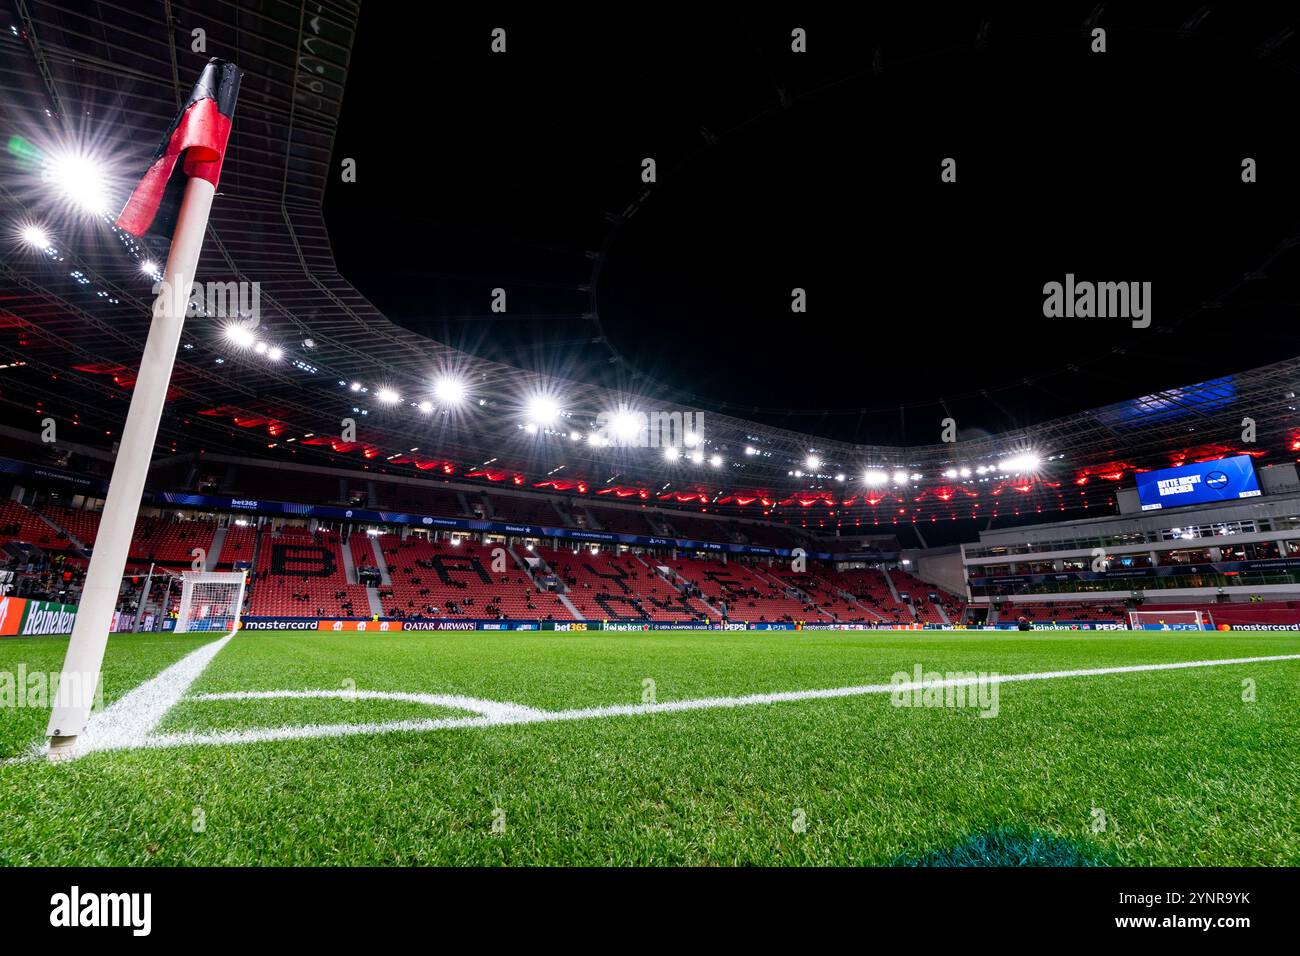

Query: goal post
[[1127, 609, 1211, 631], [176, 571, 248, 634]]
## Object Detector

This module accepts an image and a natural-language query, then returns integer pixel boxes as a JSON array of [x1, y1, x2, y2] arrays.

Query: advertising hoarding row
[[0, 597, 80, 637]]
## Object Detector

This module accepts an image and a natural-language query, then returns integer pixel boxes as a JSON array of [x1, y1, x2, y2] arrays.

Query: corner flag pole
[[46, 59, 241, 760]]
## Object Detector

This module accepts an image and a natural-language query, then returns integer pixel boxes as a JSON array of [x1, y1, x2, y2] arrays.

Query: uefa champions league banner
[[0, 597, 80, 637]]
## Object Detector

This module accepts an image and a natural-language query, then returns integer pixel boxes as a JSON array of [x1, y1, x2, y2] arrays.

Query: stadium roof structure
[[4, 2, 1300, 536]]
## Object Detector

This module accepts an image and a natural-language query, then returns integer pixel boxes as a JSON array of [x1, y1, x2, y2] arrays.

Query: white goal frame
[[175, 571, 248, 635], [1127, 609, 1211, 631]]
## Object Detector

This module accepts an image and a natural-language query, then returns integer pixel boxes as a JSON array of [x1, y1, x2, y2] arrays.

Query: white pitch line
[[112, 651, 1300, 754], [189, 689, 547, 720], [54, 633, 235, 758]]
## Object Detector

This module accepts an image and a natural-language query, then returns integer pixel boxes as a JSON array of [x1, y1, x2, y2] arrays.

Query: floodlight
[[20, 224, 50, 248], [892, 469, 909, 485], [266, 346, 283, 361], [864, 470, 888, 487], [690, 449, 704, 464], [434, 376, 467, 405], [999, 452, 1042, 473], [806, 455, 820, 470], [710, 454, 723, 468], [224, 323, 255, 348], [417, 401, 433, 414], [44, 149, 110, 215], [664, 446, 680, 461], [610, 410, 641, 442], [526, 394, 561, 425], [376, 387, 400, 404]]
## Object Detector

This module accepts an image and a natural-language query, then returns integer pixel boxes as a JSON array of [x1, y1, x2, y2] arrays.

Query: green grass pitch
[[1, 629, 1298, 866]]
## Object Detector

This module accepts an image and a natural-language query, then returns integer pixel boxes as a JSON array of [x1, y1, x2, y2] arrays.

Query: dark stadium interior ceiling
[[327, 6, 1300, 446], [1, 2, 1298, 541]]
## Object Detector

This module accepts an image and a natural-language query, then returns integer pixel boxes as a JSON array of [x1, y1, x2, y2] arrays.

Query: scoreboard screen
[[1135, 455, 1262, 511]]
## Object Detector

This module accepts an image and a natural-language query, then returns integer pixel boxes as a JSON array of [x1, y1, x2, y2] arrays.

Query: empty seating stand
[[247, 528, 370, 618], [378, 536, 570, 621], [542, 548, 707, 621]]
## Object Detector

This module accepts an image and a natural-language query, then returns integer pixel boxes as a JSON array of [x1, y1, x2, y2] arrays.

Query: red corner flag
[[116, 58, 242, 239]]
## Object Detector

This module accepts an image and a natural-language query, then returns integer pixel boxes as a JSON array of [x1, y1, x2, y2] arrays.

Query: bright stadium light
[[376, 387, 401, 404], [710, 454, 723, 468], [999, 452, 1042, 474], [526, 394, 561, 426], [224, 323, 255, 348], [266, 346, 283, 361], [417, 401, 433, 414], [610, 410, 641, 442], [959, 467, 972, 478], [943, 468, 958, 479], [20, 224, 50, 248], [434, 376, 467, 405], [684, 431, 701, 448], [43, 149, 110, 215], [744, 446, 757, 456], [690, 449, 704, 464], [864, 470, 888, 487], [893, 469, 909, 485], [253, 341, 268, 355], [664, 446, 680, 461], [806, 455, 820, 471], [140, 259, 159, 275], [349, 381, 362, 392]]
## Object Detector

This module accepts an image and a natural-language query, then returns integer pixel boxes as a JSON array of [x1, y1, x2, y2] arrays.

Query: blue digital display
[[1135, 456, 1262, 511]]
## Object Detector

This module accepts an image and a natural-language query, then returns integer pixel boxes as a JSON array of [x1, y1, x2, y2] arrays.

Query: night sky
[[325, 6, 1300, 446]]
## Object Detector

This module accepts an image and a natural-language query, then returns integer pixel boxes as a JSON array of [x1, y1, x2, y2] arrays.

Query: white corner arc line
[[86, 651, 1300, 755]]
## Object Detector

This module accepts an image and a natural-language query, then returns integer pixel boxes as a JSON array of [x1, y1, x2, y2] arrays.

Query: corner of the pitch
[[46, 735, 81, 763]]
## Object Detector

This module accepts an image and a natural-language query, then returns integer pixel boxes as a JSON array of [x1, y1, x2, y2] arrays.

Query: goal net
[[1127, 609, 1210, 631], [175, 571, 247, 634]]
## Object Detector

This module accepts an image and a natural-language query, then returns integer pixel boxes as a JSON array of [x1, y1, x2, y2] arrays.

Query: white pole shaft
[[47, 176, 216, 749]]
